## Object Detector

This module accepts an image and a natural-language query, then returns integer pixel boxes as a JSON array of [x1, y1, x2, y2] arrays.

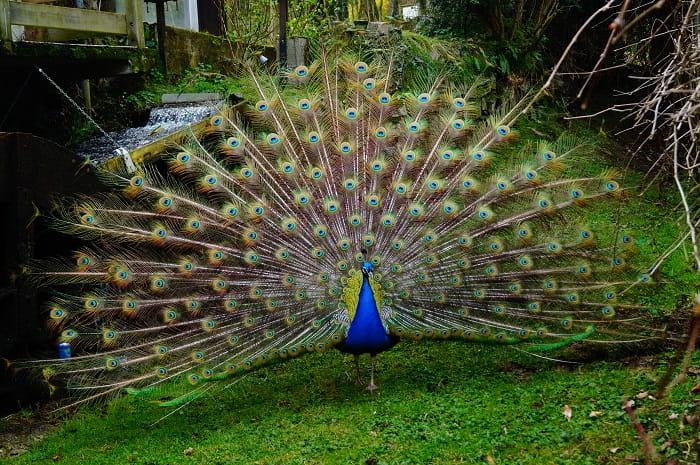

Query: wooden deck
[[0, 0, 155, 77]]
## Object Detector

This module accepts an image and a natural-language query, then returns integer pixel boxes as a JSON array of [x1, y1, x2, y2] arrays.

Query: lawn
[[4, 341, 698, 464]]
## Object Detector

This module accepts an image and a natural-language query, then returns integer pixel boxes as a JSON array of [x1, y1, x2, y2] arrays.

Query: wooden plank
[[124, 0, 144, 47], [100, 119, 211, 171], [3, 40, 157, 76], [0, 0, 11, 43], [8, 2, 126, 34]]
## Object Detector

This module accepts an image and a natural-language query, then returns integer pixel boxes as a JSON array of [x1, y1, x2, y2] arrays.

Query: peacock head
[[361, 261, 374, 279]]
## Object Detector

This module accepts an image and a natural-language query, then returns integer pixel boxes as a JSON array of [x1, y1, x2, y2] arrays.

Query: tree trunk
[[362, 0, 379, 21], [390, 0, 399, 17]]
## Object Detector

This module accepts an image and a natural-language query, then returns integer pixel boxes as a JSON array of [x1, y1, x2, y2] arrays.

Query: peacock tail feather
[[30, 54, 657, 407]]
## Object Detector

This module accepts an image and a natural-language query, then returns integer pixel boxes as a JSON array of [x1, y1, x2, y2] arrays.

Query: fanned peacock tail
[[31, 54, 656, 407]]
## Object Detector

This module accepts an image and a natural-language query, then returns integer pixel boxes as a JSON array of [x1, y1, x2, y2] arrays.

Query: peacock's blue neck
[[337, 273, 397, 356]]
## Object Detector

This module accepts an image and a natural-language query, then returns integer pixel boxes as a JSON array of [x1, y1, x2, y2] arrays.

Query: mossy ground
[[3, 343, 699, 464]]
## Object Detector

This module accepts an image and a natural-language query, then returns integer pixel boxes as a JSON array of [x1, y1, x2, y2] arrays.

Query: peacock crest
[[32, 53, 654, 406]]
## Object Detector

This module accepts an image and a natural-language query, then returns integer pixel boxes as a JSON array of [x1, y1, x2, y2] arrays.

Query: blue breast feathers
[[336, 265, 398, 356]]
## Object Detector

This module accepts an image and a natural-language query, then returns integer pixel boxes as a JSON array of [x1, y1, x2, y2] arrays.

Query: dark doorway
[[197, 0, 224, 35]]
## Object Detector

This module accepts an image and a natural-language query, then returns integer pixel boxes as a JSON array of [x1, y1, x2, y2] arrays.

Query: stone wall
[[162, 25, 277, 74]]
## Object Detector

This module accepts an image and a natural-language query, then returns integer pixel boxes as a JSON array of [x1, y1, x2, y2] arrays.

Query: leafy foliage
[[221, 0, 277, 56], [417, 0, 577, 77], [123, 65, 242, 111], [334, 30, 494, 94], [288, 0, 332, 38]]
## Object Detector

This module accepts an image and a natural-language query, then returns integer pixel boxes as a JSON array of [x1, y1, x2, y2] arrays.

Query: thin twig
[[517, 1, 617, 120], [656, 295, 700, 397], [623, 398, 661, 465]]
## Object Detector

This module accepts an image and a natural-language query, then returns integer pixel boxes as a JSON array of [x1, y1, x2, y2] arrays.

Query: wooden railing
[[0, 0, 144, 47]]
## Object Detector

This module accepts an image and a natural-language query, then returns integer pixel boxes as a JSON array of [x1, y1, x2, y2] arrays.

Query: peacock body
[[34, 55, 652, 406]]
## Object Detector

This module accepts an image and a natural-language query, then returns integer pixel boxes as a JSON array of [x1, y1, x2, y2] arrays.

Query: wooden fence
[[0, 0, 144, 47]]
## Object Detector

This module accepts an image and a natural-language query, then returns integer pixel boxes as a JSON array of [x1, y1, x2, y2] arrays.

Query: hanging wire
[[34, 66, 119, 149], [34, 66, 137, 172]]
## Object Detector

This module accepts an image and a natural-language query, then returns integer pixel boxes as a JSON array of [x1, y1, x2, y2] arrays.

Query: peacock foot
[[345, 371, 365, 386]]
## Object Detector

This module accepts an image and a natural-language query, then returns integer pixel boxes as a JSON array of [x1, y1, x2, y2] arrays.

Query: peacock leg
[[367, 355, 377, 392], [354, 354, 364, 386]]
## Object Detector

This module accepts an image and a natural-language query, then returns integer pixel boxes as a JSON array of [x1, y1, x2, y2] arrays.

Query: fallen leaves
[[659, 440, 674, 451], [634, 391, 657, 401], [563, 404, 572, 421]]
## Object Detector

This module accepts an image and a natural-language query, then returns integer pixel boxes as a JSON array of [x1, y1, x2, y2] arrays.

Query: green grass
[[6, 343, 699, 464], [123, 65, 246, 112]]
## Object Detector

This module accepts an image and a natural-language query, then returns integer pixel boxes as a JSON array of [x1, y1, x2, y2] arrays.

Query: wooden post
[[155, 0, 166, 72], [278, 0, 287, 69], [124, 0, 144, 48], [0, 0, 12, 46], [81, 79, 92, 112]]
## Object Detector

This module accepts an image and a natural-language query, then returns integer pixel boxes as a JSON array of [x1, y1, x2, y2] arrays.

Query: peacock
[[30, 54, 656, 408]]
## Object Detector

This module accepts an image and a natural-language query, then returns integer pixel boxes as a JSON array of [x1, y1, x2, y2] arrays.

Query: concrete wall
[[161, 26, 307, 74], [163, 25, 232, 72]]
